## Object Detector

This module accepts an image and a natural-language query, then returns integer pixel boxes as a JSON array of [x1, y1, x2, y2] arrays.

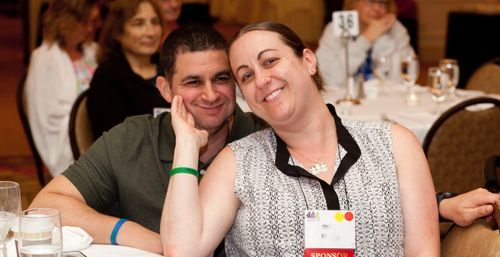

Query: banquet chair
[[440, 220, 500, 257], [15, 72, 47, 186], [69, 90, 95, 160], [422, 97, 500, 195], [465, 57, 500, 94]]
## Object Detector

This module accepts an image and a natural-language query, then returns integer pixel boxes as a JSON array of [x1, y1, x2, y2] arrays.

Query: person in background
[[162, 21, 439, 256], [26, 0, 100, 177], [156, 0, 182, 37], [316, 0, 413, 89], [29, 24, 264, 255], [87, 0, 169, 138]]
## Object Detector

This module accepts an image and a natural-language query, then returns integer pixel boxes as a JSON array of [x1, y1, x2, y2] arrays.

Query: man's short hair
[[159, 24, 228, 83]]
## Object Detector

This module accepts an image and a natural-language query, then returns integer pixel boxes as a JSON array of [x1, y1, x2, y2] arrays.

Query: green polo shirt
[[63, 106, 265, 232]]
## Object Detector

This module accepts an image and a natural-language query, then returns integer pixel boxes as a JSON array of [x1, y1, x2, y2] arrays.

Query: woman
[[156, 0, 182, 38], [316, 0, 413, 89], [26, 0, 100, 177], [87, 0, 168, 138], [162, 22, 439, 256]]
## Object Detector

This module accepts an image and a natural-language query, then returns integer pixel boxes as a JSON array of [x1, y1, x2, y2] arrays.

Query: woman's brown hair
[[97, 0, 163, 63], [42, 0, 98, 48]]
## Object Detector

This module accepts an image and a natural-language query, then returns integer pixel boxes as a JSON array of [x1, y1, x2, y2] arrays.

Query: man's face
[[157, 50, 236, 134]]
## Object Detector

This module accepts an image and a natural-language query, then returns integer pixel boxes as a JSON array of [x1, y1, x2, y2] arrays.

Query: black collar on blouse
[[275, 104, 361, 210]]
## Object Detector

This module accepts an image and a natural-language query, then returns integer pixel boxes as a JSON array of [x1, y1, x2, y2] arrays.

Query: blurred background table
[[236, 84, 499, 143]]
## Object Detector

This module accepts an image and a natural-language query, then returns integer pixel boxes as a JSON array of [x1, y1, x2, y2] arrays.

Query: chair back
[[465, 58, 500, 94], [69, 90, 95, 160], [423, 97, 500, 194], [15, 72, 46, 186], [441, 221, 500, 257]]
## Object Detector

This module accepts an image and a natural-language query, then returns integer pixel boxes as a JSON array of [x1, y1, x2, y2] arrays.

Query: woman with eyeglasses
[[316, 0, 414, 89]]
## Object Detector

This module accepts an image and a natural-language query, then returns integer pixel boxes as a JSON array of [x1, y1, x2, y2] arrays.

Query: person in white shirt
[[316, 0, 413, 89], [26, 0, 101, 176]]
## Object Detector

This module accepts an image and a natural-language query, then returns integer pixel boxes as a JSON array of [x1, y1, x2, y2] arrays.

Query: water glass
[[0, 181, 21, 257], [401, 53, 420, 106], [439, 59, 459, 97], [428, 67, 447, 114], [374, 56, 392, 85], [401, 53, 419, 87], [18, 208, 62, 257]]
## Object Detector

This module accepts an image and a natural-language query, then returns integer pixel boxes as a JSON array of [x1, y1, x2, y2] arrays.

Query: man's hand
[[439, 188, 500, 227]]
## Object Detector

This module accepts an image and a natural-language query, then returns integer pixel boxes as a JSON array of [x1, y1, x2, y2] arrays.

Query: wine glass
[[401, 53, 420, 106], [439, 59, 459, 97], [428, 66, 447, 114], [18, 208, 62, 257], [0, 181, 21, 257], [374, 56, 392, 86]]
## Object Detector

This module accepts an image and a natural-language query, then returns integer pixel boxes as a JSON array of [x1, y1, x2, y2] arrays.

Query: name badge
[[304, 210, 355, 257], [153, 107, 170, 117]]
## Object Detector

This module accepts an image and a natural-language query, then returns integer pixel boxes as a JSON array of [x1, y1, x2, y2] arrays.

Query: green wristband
[[169, 167, 199, 178]]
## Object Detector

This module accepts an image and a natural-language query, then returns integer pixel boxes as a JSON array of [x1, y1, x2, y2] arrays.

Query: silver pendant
[[310, 162, 328, 175]]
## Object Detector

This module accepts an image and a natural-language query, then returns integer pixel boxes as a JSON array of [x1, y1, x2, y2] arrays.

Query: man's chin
[[195, 119, 229, 135]]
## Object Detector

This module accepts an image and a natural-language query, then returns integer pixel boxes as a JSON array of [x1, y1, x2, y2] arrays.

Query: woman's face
[[64, 4, 100, 47], [118, 2, 162, 58], [157, 0, 182, 23], [355, 0, 389, 25], [229, 30, 318, 126]]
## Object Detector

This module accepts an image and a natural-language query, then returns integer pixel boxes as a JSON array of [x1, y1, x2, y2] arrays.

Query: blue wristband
[[110, 218, 127, 245]]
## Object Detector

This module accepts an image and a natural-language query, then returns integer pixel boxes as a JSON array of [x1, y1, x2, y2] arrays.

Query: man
[[29, 24, 265, 254]]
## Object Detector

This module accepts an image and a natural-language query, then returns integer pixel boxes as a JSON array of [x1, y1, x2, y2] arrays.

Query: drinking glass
[[0, 181, 21, 257], [401, 53, 420, 106], [439, 59, 459, 97], [428, 67, 447, 114], [18, 208, 62, 257], [374, 56, 392, 86]]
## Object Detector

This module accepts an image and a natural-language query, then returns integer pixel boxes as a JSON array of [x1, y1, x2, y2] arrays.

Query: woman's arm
[[391, 124, 439, 257], [161, 96, 239, 257]]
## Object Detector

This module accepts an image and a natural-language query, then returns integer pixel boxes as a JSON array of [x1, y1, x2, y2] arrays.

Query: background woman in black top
[[87, 0, 169, 137]]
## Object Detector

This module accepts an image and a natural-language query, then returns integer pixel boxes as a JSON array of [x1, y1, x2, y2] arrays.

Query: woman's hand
[[171, 95, 208, 149], [362, 13, 396, 43]]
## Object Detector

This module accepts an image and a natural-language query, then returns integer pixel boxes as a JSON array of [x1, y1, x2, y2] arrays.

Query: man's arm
[[439, 188, 500, 227], [29, 176, 163, 254]]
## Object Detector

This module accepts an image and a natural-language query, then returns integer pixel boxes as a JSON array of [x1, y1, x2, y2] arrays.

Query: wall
[[417, 0, 500, 63]]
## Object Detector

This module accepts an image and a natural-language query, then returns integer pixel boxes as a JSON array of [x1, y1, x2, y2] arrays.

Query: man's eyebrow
[[213, 69, 232, 78], [181, 75, 201, 83]]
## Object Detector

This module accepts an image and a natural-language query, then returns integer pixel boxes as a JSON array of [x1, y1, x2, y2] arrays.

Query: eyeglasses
[[362, 0, 391, 7]]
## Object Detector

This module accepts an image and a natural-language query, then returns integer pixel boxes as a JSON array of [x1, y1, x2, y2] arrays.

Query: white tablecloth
[[236, 85, 497, 143], [6, 240, 162, 257]]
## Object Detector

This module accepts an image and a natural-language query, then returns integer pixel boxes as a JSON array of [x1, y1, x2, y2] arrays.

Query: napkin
[[63, 226, 93, 252]]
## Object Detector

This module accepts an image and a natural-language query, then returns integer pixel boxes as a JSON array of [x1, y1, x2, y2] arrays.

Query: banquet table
[[236, 84, 499, 143]]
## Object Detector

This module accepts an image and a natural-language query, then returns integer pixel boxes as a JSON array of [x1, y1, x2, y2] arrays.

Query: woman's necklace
[[289, 146, 332, 175]]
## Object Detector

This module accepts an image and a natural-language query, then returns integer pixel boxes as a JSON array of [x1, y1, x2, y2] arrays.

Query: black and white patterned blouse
[[226, 105, 404, 257]]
